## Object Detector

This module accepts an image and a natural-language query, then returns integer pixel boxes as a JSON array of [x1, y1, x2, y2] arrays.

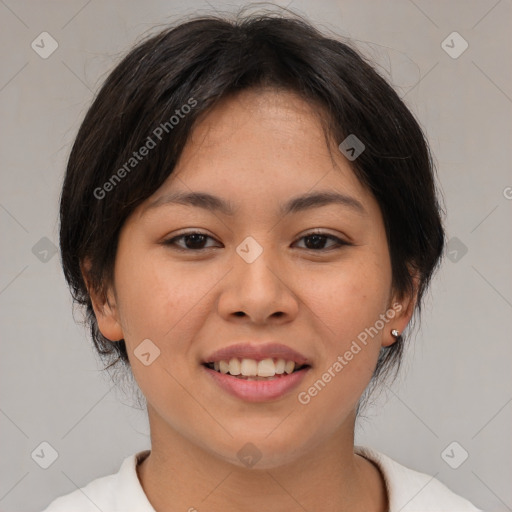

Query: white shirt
[[41, 447, 482, 511]]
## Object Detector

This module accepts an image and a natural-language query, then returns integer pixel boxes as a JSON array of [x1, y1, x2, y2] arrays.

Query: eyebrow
[[143, 190, 366, 217]]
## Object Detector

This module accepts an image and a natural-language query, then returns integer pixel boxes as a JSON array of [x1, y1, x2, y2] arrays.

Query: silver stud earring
[[391, 329, 400, 338]]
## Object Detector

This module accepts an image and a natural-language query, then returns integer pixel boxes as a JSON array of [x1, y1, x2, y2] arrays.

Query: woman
[[44, 10, 481, 512]]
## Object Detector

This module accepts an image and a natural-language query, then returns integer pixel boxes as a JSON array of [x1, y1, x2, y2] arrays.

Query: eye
[[294, 231, 350, 251], [163, 231, 220, 251], [162, 230, 350, 252]]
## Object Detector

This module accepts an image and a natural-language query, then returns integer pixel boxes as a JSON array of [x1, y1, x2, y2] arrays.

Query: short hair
[[59, 10, 445, 387]]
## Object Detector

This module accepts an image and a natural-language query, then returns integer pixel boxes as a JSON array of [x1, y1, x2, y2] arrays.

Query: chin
[[206, 430, 316, 471]]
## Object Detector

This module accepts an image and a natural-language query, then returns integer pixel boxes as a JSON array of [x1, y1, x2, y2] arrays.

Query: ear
[[80, 258, 124, 342], [382, 271, 420, 348]]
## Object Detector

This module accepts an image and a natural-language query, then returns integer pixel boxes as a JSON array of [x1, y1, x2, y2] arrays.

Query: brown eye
[[164, 232, 220, 251], [295, 232, 349, 251]]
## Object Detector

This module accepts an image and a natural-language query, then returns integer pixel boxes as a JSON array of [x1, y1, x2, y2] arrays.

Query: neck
[[137, 409, 387, 512]]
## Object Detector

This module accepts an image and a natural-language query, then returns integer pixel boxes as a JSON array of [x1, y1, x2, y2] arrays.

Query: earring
[[391, 329, 400, 338]]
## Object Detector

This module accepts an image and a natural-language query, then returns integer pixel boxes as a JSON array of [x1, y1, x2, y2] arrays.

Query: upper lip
[[203, 342, 310, 366]]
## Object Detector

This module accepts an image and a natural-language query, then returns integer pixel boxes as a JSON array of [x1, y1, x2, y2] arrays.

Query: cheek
[[112, 252, 211, 420], [313, 257, 392, 348], [113, 248, 223, 355], [296, 262, 391, 422]]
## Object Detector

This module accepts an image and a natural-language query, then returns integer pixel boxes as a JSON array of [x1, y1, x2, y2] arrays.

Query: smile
[[204, 357, 307, 379], [201, 342, 312, 402]]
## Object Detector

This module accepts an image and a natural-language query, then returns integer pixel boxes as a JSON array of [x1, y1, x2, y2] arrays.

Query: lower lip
[[203, 366, 310, 402]]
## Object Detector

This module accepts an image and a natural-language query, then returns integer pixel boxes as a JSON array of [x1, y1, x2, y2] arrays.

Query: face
[[91, 89, 415, 469]]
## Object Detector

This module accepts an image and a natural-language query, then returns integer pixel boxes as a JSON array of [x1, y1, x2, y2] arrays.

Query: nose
[[216, 241, 300, 325]]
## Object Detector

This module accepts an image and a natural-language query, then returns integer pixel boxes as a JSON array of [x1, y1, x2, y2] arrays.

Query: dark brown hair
[[59, 10, 445, 386]]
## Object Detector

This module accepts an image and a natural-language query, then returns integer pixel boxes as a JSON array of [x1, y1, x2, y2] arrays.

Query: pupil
[[186, 234, 206, 249], [305, 234, 325, 249]]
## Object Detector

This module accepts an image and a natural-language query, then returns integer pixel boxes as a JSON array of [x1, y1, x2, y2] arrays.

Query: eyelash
[[162, 230, 350, 252]]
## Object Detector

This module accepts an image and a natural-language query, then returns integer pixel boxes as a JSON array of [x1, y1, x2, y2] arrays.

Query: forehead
[[185, 88, 330, 153], [175, 90, 363, 186], [137, 88, 381, 222]]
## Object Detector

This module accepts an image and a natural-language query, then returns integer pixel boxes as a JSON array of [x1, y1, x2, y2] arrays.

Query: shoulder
[[41, 472, 118, 512], [355, 446, 482, 512], [41, 451, 154, 512]]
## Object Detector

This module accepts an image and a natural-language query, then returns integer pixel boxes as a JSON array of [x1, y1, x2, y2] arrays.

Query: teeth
[[209, 357, 301, 377], [275, 358, 286, 374], [228, 358, 241, 375], [219, 360, 229, 374], [241, 358, 258, 376], [284, 360, 295, 374], [257, 358, 275, 377]]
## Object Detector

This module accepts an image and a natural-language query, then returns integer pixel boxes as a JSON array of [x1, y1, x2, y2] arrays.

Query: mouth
[[201, 343, 312, 402], [203, 358, 310, 380]]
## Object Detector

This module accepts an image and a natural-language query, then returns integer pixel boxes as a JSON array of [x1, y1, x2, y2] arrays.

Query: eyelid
[[298, 228, 350, 241]]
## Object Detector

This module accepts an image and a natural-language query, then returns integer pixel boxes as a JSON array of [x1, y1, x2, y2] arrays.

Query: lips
[[201, 342, 311, 402]]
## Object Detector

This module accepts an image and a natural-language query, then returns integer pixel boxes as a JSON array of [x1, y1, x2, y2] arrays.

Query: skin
[[86, 88, 418, 512]]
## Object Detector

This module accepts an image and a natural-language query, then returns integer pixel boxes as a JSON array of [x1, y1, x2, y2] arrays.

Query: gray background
[[1, 1, 511, 511]]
